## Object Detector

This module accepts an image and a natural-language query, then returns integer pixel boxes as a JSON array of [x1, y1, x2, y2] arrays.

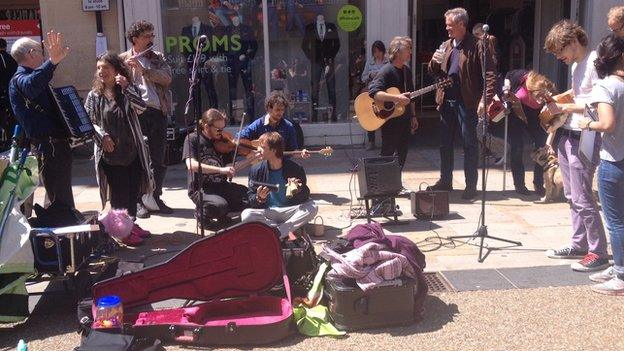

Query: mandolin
[[538, 91, 574, 130], [354, 78, 452, 131]]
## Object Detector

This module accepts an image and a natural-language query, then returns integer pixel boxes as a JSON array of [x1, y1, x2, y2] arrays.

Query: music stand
[[448, 26, 522, 262]]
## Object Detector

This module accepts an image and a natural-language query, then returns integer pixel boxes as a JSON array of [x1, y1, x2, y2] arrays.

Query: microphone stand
[[448, 27, 521, 262], [184, 37, 207, 236]]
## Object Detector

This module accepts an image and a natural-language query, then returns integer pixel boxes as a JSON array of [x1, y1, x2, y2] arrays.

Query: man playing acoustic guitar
[[368, 36, 419, 168]]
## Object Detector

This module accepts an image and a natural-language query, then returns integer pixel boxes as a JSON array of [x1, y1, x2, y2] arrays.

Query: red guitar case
[[91, 222, 294, 346]]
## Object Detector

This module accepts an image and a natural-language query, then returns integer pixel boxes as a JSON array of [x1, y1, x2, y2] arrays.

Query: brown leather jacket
[[120, 49, 173, 116], [428, 33, 497, 111]]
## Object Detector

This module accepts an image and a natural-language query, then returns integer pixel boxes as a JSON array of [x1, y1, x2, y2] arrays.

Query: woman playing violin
[[182, 109, 260, 227]]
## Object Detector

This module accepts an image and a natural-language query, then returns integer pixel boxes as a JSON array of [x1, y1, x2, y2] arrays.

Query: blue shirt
[[9, 60, 68, 139], [267, 167, 287, 207], [237, 114, 299, 151]]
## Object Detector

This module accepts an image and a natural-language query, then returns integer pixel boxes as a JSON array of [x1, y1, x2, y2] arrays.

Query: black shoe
[[515, 186, 531, 195], [155, 198, 173, 214], [426, 180, 453, 192], [461, 187, 478, 200], [534, 186, 546, 197], [136, 203, 150, 219]]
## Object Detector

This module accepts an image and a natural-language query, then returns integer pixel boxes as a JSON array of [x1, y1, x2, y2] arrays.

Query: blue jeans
[[598, 159, 624, 275], [439, 100, 479, 188]]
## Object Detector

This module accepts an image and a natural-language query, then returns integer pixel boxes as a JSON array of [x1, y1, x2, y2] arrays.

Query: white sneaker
[[590, 276, 624, 296], [589, 266, 617, 283]]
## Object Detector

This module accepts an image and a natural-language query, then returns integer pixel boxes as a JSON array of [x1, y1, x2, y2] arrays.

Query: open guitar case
[[91, 222, 295, 346]]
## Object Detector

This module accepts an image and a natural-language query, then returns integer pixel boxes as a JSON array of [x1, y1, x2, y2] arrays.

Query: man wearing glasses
[[9, 31, 75, 210], [608, 6, 624, 38], [542, 20, 609, 273], [121, 20, 174, 218], [182, 109, 251, 228]]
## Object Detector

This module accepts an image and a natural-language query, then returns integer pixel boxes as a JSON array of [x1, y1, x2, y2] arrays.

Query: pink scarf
[[515, 80, 542, 110]]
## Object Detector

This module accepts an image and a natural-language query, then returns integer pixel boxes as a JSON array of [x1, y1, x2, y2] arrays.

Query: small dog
[[531, 146, 565, 203]]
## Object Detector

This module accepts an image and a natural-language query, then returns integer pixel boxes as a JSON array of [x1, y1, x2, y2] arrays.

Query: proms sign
[[165, 34, 242, 54]]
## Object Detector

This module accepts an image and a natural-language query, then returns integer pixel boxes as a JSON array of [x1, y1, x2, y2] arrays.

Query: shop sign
[[82, 0, 110, 11], [337, 4, 362, 32], [0, 20, 42, 51]]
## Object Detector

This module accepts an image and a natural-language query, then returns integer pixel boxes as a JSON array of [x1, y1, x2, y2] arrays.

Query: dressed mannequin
[[225, 15, 257, 123], [301, 14, 340, 122], [181, 16, 218, 109]]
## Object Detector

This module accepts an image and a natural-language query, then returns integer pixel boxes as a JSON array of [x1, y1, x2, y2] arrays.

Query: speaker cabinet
[[357, 156, 402, 197]]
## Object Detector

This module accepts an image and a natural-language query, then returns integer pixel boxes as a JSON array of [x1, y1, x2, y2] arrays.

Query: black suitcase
[[325, 276, 416, 331]]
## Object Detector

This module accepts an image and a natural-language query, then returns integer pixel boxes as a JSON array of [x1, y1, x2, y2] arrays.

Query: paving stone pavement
[[3, 143, 619, 350]]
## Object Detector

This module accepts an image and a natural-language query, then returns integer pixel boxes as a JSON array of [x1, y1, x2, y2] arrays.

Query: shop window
[[266, 0, 366, 124], [161, 0, 265, 126]]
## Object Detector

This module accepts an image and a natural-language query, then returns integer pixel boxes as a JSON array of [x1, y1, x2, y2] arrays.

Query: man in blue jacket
[[241, 132, 317, 240], [9, 31, 74, 209], [237, 90, 309, 158]]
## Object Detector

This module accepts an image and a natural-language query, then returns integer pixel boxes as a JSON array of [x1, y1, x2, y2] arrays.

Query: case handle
[[418, 182, 431, 192], [354, 296, 369, 315], [169, 325, 202, 343]]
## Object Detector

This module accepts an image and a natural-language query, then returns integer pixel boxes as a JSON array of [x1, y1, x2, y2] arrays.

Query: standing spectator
[[361, 40, 388, 151], [9, 32, 74, 209], [542, 20, 609, 272], [0, 38, 17, 148], [607, 5, 624, 38], [85, 52, 154, 243], [121, 20, 173, 218], [427, 8, 497, 200], [503, 70, 552, 195], [578, 34, 624, 294]]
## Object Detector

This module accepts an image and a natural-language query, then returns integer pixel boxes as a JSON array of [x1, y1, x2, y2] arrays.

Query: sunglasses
[[209, 125, 224, 133]]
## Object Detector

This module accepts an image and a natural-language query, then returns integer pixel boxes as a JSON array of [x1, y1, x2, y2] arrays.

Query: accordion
[[50, 85, 95, 140]]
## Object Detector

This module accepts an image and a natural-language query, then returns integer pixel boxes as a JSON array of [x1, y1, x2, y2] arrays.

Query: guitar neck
[[284, 149, 324, 156], [409, 83, 441, 100]]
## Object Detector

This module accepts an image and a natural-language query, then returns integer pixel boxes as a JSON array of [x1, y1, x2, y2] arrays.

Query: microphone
[[482, 24, 489, 34], [502, 78, 512, 113], [197, 34, 208, 47]]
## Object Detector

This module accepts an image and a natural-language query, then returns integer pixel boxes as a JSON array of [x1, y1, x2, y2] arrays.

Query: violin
[[213, 131, 260, 156]]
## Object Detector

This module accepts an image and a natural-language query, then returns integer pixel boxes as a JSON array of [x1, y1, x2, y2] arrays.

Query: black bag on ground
[[29, 202, 85, 227], [281, 231, 319, 297], [74, 330, 164, 351]]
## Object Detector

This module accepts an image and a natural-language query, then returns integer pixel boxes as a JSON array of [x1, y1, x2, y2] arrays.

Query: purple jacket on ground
[[345, 223, 428, 321]]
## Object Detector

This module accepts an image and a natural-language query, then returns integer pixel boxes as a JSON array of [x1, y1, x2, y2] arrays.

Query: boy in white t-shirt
[[542, 20, 609, 272]]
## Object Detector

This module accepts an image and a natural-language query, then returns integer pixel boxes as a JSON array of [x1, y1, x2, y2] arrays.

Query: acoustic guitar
[[354, 78, 452, 131]]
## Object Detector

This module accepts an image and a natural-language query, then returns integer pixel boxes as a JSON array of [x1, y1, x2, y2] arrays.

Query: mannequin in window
[[225, 15, 257, 123], [181, 16, 218, 110], [301, 14, 340, 122]]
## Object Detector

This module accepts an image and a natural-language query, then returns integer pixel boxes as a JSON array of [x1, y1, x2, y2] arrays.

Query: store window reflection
[[266, 0, 366, 124], [161, 0, 264, 126]]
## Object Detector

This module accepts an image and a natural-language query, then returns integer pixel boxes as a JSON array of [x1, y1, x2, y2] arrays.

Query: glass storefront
[[160, 0, 366, 126]]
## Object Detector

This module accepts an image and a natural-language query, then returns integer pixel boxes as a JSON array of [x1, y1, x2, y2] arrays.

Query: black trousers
[[226, 56, 254, 120], [190, 182, 249, 220], [508, 114, 546, 189], [380, 117, 411, 168], [138, 107, 167, 198], [101, 157, 141, 217], [311, 62, 336, 121], [37, 139, 74, 209]]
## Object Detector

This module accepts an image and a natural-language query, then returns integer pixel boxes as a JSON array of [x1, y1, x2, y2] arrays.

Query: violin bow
[[230, 112, 247, 178]]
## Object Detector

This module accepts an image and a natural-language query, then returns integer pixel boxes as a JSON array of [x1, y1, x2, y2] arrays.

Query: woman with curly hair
[[85, 51, 155, 245]]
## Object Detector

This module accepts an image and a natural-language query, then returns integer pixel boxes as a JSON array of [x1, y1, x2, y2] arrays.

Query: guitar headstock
[[319, 146, 333, 157], [436, 77, 453, 89]]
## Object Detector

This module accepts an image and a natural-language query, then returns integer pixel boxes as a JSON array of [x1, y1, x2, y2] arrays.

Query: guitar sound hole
[[383, 101, 395, 110]]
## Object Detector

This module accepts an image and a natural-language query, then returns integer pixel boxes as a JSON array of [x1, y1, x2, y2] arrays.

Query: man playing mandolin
[[368, 36, 419, 168], [183, 109, 258, 227]]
